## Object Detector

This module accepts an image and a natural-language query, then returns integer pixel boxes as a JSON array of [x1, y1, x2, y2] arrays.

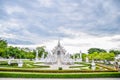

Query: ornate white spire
[[58, 39, 60, 47], [52, 39, 66, 55]]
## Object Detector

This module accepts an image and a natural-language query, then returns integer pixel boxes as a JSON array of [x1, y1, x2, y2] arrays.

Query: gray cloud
[[110, 38, 120, 42], [65, 43, 91, 47], [0, 0, 120, 45]]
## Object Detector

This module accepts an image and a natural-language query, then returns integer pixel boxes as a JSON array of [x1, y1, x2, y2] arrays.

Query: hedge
[[0, 72, 120, 78], [69, 65, 88, 68], [0, 68, 117, 73], [96, 63, 116, 71]]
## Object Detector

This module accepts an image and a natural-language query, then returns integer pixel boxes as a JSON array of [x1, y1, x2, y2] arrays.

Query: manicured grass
[[0, 60, 49, 68], [0, 71, 120, 78], [69, 66, 90, 70], [75, 62, 91, 66]]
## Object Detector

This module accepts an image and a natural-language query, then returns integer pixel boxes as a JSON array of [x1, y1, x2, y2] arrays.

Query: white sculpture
[[8, 59, 11, 65], [18, 59, 23, 67], [91, 60, 96, 70], [86, 57, 89, 63]]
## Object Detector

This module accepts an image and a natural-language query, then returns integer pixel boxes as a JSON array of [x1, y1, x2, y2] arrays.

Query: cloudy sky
[[0, 0, 120, 53]]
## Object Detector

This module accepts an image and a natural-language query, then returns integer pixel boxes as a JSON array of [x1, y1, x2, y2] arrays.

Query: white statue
[[86, 57, 89, 62], [91, 59, 96, 70], [18, 59, 23, 67]]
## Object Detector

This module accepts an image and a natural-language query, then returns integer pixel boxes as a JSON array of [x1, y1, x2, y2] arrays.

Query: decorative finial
[[80, 50, 82, 53], [58, 38, 60, 46]]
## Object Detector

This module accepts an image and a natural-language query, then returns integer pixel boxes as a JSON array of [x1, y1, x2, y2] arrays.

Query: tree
[[82, 53, 87, 61], [20, 49, 27, 59], [0, 48, 6, 58], [32, 49, 36, 58], [0, 38, 8, 48], [36, 46, 47, 58], [7, 46, 20, 58], [88, 52, 98, 60], [72, 53, 80, 60], [44, 52, 48, 58], [0, 38, 8, 58], [88, 51, 115, 62], [88, 48, 106, 54], [26, 52, 35, 60], [109, 50, 120, 56], [104, 52, 115, 61]]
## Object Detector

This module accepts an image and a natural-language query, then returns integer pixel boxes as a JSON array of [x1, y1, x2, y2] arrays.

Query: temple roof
[[52, 40, 66, 54]]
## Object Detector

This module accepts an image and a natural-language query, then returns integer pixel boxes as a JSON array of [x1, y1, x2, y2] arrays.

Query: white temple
[[35, 40, 74, 65]]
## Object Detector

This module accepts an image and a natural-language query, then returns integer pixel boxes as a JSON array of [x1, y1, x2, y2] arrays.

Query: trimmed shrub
[[0, 61, 8, 65], [10, 63, 18, 66], [69, 65, 88, 68], [58, 67, 62, 70], [96, 63, 116, 71], [0, 68, 117, 73]]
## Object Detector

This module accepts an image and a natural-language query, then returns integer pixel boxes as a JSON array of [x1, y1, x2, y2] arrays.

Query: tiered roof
[[52, 40, 66, 54]]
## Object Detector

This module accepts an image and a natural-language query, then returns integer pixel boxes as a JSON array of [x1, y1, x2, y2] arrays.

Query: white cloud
[[27, 32, 120, 54], [0, 33, 16, 39], [37, 0, 54, 7], [4, 5, 26, 15], [3, 19, 21, 29]]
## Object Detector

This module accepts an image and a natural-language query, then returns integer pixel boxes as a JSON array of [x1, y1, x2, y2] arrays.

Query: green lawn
[[0, 71, 120, 78], [0, 60, 50, 68]]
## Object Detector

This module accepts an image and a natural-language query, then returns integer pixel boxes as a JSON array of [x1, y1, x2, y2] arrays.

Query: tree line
[[72, 48, 120, 61], [0, 38, 120, 61], [0, 38, 48, 60]]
